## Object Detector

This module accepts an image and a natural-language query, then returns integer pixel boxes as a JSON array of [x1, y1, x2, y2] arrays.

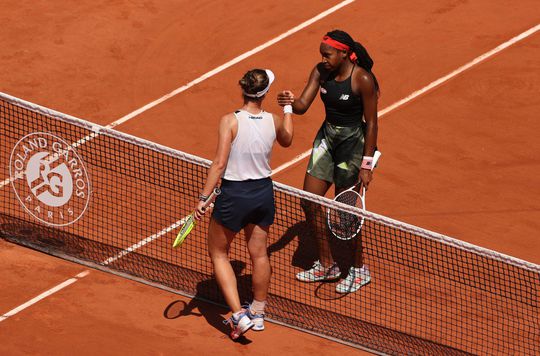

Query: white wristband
[[283, 105, 293, 114]]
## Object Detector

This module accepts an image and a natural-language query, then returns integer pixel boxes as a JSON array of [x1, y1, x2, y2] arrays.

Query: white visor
[[243, 69, 275, 98]]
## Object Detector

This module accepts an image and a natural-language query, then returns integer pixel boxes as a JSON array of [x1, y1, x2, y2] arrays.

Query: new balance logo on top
[[339, 94, 349, 100]]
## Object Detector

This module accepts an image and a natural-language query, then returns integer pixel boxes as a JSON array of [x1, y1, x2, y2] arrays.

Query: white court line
[[101, 217, 188, 265], [0, 215, 187, 322], [3, 13, 537, 322], [107, 0, 355, 129], [36, 22, 540, 273], [0, 1, 355, 319], [0, 214, 184, 321], [0, 270, 90, 323], [271, 23, 540, 175], [0, 0, 355, 191], [0, 217, 188, 323], [0, 176, 17, 190]]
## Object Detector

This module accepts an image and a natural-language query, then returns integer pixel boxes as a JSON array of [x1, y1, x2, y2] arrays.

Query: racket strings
[[336, 191, 362, 208], [328, 191, 364, 240], [179, 215, 194, 235]]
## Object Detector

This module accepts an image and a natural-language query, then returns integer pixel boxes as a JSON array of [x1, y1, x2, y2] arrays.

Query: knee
[[208, 245, 228, 261], [248, 244, 269, 261]]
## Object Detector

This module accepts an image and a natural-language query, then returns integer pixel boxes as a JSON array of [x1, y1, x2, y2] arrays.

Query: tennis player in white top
[[194, 68, 293, 340]]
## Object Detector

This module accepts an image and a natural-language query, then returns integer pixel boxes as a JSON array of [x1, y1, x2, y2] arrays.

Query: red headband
[[321, 36, 358, 61]]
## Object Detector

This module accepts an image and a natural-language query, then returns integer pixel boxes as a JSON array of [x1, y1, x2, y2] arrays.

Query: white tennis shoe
[[224, 311, 254, 340], [296, 260, 341, 282], [245, 306, 265, 331], [336, 266, 371, 293]]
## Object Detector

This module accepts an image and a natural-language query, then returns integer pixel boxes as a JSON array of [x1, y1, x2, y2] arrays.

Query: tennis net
[[1, 92, 538, 355]]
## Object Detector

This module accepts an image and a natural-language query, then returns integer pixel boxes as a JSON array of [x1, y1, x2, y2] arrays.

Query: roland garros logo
[[9, 132, 91, 226]]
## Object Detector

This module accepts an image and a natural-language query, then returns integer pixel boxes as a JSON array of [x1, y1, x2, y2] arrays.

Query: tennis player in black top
[[277, 29, 379, 293]]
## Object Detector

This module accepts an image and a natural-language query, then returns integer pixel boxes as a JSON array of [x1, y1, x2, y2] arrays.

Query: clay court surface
[[1, 1, 539, 355]]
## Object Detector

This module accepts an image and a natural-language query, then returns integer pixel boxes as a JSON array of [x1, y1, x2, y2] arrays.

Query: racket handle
[[201, 187, 221, 209]]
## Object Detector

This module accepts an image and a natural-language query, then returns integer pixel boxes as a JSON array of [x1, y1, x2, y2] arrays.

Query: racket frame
[[326, 150, 382, 240]]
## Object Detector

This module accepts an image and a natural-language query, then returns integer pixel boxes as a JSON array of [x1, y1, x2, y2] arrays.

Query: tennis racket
[[327, 151, 382, 240], [172, 187, 221, 248]]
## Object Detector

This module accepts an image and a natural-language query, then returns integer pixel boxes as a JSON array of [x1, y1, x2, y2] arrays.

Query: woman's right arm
[[194, 114, 235, 219], [201, 114, 235, 195], [274, 110, 293, 147], [277, 65, 321, 115]]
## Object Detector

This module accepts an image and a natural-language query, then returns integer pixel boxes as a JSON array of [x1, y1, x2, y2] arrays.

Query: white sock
[[250, 299, 266, 315]]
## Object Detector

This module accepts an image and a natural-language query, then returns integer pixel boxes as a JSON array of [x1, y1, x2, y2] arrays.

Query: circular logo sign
[[10, 132, 91, 226]]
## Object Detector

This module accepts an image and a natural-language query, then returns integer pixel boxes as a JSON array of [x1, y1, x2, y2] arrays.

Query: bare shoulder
[[354, 66, 374, 84], [216, 113, 238, 135], [311, 63, 324, 80], [220, 112, 237, 124], [352, 66, 376, 93], [222, 112, 237, 121]]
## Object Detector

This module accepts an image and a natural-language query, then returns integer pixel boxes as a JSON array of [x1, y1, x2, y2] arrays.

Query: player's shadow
[[268, 220, 356, 273], [163, 260, 253, 344], [269, 221, 359, 301], [267, 221, 317, 270]]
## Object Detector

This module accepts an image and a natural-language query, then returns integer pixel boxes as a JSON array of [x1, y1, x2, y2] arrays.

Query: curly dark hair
[[326, 29, 379, 92]]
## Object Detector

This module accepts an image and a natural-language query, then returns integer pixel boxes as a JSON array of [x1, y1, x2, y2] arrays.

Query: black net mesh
[[1, 94, 538, 355]]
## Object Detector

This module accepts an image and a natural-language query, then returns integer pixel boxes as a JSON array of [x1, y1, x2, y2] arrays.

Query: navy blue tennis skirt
[[212, 177, 275, 233]]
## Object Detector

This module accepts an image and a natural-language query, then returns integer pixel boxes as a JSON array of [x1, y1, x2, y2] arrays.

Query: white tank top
[[223, 109, 276, 181]]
